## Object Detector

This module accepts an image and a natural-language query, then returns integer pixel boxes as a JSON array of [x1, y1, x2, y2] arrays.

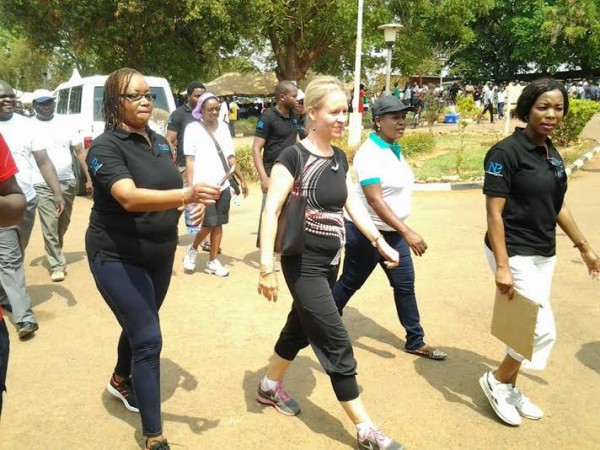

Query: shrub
[[234, 144, 259, 182], [455, 93, 480, 119], [422, 91, 446, 131], [235, 117, 258, 136], [399, 132, 436, 157], [553, 99, 600, 146]]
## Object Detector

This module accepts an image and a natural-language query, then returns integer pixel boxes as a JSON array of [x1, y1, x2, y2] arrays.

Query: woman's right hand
[[186, 183, 220, 205], [495, 265, 514, 299], [377, 238, 400, 269], [258, 272, 279, 302]]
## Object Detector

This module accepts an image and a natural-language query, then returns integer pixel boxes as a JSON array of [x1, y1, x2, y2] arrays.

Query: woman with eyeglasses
[[480, 78, 600, 427], [333, 95, 447, 361], [85, 68, 220, 450]]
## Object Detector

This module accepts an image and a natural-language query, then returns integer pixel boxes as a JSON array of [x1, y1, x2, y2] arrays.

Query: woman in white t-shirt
[[333, 95, 447, 361], [182, 93, 247, 277]]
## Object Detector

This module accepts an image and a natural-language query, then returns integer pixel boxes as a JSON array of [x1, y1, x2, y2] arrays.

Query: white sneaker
[[205, 259, 229, 277], [479, 371, 522, 426], [183, 245, 198, 273], [512, 387, 543, 420], [51, 270, 65, 282]]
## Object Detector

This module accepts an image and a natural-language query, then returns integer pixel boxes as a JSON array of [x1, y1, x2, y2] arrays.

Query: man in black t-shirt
[[166, 81, 206, 181], [252, 81, 299, 194]]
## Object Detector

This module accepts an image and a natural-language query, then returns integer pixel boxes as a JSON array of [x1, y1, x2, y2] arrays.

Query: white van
[[53, 69, 176, 149]]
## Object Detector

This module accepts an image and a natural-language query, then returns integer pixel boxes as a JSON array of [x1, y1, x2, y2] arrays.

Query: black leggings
[[0, 319, 8, 418], [88, 252, 174, 437], [275, 257, 359, 402]]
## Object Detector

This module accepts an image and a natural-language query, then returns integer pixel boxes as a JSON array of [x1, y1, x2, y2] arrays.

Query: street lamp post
[[378, 23, 402, 95], [348, 0, 364, 147], [438, 56, 448, 91]]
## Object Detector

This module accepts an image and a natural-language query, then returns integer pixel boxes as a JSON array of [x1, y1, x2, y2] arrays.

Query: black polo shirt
[[483, 127, 567, 257], [255, 106, 298, 176], [85, 127, 183, 268], [167, 104, 196, 167]]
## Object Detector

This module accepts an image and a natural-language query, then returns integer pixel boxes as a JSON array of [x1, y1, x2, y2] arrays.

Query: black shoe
[[18, 322, 39, 340], [147, 439, 170, 450]]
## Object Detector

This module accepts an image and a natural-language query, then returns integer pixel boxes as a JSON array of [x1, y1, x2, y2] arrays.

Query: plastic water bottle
[[184, 204, 200, 235]]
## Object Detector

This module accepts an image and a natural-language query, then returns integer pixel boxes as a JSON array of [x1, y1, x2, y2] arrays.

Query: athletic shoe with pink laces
[[256, 380, 301, 416], [357, 425, 405, 450]]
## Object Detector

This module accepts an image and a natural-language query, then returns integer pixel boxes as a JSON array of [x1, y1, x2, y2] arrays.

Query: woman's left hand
[[187, 203, 206, 226], [241, 180, 249, 198], [581, 249, 600, 280], [377, 238, 400, 268]]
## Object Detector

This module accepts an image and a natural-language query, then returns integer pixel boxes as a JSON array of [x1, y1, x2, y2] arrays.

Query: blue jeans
[[88, 252, 174, 437], [497, 102, 505, 119], [333, 220, 425, 351]]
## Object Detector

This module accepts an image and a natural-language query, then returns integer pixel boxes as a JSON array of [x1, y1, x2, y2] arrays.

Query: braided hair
[[103, 68, 140, 131]]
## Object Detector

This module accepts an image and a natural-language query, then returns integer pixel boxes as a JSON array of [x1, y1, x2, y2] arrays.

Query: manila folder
[[491, 289, 539, 361]]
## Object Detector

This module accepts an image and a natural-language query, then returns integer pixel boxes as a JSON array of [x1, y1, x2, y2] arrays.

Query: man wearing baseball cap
[[31, 88, 91, 282]]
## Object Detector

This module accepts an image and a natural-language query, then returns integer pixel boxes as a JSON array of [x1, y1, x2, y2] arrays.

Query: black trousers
[[275, 256, 359, 402], [0, 319, 8, 418]]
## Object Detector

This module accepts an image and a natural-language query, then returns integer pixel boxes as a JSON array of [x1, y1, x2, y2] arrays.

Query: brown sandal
[[405, 345, 448, 360]]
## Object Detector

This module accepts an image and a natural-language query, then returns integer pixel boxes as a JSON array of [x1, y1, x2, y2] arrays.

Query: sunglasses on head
[[547, 157, 567, 187]]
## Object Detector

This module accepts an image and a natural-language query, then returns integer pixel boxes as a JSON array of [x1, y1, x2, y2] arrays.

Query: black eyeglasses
[[547, 157, 567, 187], [120, 93, 156, 102]]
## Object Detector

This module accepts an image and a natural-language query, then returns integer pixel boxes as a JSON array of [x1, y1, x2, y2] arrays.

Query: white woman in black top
[[85, 68, 219, 450], [480, 78, 600, 427], [257, 76, 405, 450]]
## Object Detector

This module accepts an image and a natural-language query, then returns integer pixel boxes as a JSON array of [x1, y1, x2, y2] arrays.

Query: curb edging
[[414, 145, 600, 192]]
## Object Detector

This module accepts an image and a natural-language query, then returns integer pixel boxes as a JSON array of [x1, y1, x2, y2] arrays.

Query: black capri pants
[[275, 255, 359, 402]]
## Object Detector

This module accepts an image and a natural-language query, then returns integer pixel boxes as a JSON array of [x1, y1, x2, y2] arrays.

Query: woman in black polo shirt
[[480, 78, 600, 427], [85, 68, 219, 450]]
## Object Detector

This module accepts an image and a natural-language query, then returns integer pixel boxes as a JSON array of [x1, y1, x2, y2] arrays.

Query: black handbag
[[201, 123, 241, 195], [275, 146, 307, 255], [258, 145, 307, 255]]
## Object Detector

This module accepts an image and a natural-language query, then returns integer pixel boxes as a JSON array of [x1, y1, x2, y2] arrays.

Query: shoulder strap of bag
[[200, 122, 230, 172], [292, 144, 306, 195]]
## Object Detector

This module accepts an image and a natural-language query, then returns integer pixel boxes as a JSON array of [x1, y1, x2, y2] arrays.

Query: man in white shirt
[[31, 89, 92, 282], [0, 80, 64, 340]]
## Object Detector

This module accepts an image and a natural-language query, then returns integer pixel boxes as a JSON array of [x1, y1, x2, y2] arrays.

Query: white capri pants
[[485, 246, 557, 370]]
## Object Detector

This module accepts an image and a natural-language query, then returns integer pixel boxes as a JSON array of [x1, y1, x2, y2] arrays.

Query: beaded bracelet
[[573, 239, 587, 249]]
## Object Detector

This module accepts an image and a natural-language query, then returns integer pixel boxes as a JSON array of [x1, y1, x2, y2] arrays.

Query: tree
[[0, 0, 240, 90]]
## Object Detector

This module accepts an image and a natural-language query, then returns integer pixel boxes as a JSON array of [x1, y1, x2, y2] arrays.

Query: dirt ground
[[2, 152, 599, 449]]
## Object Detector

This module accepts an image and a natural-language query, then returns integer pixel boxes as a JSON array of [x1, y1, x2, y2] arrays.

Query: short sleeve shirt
[[85, 128, 183, 267], [255, 106, 298, 176], [483, 128, 567, 257], [167, 104, 196, 166], [31, 115, 81, 183], [183, 121, 234, 190], [0, 133, 18, 183], [276, 143, 349, 267], [352, 132, 415, 231], [0, 114, 45, 202]]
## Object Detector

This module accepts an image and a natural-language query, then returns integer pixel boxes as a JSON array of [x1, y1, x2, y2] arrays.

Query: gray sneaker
[[256, 380, 301, 416], [357, 425, 405, 450]]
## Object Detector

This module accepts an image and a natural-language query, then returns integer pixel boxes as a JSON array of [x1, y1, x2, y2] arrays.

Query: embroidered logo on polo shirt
[[89, 157, 103, 175], [485, 161, 504, 177], [257, 120, 264, 129], [158, 143, 170, 154]]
